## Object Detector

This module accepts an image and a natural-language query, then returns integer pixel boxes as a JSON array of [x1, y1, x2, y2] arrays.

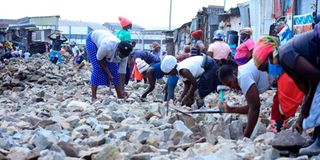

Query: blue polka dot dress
[[86, 32, 120, 86]]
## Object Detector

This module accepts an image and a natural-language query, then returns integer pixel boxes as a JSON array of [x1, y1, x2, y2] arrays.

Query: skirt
[[86, 32, 120, 86]]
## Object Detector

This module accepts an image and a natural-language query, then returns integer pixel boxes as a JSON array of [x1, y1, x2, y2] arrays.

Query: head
[[191, 29, 203, 40], [151, 42, 160, 52], [195, 40, 206, 53], [119, 16, 132, 30], [183, 45, 191, 53], [55, 31, 61, 38], [70, 41, 76, 47], [217, 65, 239, 90], [117, 41, 133, 58], [160, 55, 178, 75], [239, 27, 252, 43], [213, 30, 225, 41], [253, 36, 283, 77]]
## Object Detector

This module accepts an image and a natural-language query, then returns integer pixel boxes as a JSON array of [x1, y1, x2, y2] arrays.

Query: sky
[[1, 0, 249, 30]]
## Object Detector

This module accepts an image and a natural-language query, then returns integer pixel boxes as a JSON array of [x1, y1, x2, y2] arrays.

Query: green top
[[115, 29, 131, 42]]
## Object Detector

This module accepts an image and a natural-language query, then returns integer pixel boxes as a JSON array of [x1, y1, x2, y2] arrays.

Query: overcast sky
[[1, 0, 249, 30]]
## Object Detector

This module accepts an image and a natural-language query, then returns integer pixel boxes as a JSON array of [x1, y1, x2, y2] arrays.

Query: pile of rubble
[[0, 54, 316, 160]]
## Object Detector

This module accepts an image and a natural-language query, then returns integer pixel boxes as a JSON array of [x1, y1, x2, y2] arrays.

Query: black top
[[48, 34, 68, 51]]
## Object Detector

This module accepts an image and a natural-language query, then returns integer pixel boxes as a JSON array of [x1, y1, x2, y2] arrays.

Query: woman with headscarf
[[253, 24, 320, 155], [115, 16, 132, 42], [86, 29, 132, 103], [234, 27, 255, 65], [115, 16, 132, 95]]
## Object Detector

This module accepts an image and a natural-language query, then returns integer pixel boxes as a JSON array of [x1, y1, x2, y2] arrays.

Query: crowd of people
[[1, 15, 319, 156], [85, 16, 320, 155]]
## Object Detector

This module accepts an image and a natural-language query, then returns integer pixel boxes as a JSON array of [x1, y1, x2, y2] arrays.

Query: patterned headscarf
[[253, 36, 280, 68]]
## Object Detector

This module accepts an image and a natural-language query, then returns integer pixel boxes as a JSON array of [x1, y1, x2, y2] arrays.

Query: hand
[[293, 115, 304, 134], [182, 97, 193, 106], [219, 102, 230, 113]]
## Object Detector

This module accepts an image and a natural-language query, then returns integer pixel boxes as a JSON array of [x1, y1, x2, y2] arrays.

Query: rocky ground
[[0, 54, 318, 160]]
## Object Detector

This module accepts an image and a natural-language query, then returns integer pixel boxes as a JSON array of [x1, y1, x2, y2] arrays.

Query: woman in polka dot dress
[[86, 30, 132, 102]]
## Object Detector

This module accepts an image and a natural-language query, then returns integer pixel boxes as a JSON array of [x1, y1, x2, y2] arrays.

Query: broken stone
[[57, 141, 79, 157], [173, 120, 193, 136], [92, 145, 123, 160], [30, 128, 58, 151], [7, 147, 31, 160], [271, 130, 308, 152]]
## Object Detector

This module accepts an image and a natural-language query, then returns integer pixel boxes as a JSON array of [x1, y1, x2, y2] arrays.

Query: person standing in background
[[234, 27, 255, 65], [48, 31, 68, 64], [115, 16, 132, 96], [207, 30, 231, 63]]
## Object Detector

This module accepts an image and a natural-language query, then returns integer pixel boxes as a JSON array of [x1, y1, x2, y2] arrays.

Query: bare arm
[[243, 84, 261, 138], [141, 68, 156, 98], [48, 33, 54, 40], [179, 81, 190, 102], [207, 51, 214, 58], [98, 60, 112, 79], [293, 56, 320, 118], [62, 35, 68, 42], [179, 69, 197, 99], [225, 104, 249, 114]]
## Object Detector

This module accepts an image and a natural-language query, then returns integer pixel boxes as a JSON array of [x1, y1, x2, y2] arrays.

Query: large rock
[[57, 141, 79, 157], [30, 128, 58, 151], [271, 130, 308, 152], [229, 120, 244, 140], [93, 145, 123, 160], [7, 147, 31, 160], [38, 150, 64, 160], [173, 120, 193, 136]]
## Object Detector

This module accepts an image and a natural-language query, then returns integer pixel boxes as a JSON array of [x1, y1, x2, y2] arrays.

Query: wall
[[230, 16, 242, 32], [250, 0, 275, 41], [29, 16, 59, 30]]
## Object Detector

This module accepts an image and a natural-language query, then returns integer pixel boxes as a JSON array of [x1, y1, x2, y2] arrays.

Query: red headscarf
[[191, 29, 203, 40]]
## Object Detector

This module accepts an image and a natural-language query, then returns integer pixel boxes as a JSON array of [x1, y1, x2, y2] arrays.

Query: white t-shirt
[[177, 55, 205, 81], [72, 46, 80, 57], [91, 30, 127, 74], [237, 59, 271, 96]]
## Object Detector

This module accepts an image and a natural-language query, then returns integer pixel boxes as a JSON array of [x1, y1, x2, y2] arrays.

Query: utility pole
[[169, 0, 172, 30], [223, 0, 227, 11]]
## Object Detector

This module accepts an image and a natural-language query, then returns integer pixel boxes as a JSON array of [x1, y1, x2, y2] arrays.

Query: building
[[0, 15, 60, 53], [58, 20, 109, 46], [171, 5, 224, 54]]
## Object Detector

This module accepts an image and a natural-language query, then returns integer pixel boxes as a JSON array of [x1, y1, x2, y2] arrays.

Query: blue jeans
[[49, 50, 62, 64], [165, 75, 179, 101]]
